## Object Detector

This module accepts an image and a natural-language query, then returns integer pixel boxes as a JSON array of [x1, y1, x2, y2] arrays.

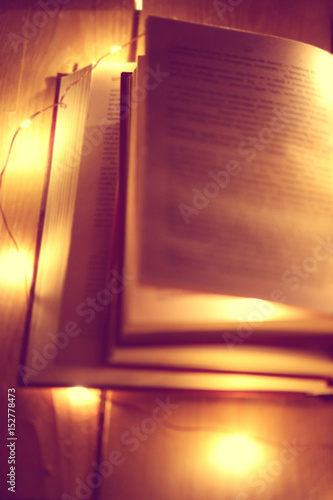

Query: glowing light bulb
[[66, 386, 99, 404], [0, 250, 32, 286], [20, 118, 31, 129], [135, 0, 143, 10], [212, 434, 260, 474], [110, 45, 122, 55]]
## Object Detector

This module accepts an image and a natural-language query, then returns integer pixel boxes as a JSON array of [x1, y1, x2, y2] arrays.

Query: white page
[[29, 67, 92, 356], [139, 17, 333, 314], [56, 62, 135, 364], [122, 58, 333, 337], [28, 63, 135, 368]]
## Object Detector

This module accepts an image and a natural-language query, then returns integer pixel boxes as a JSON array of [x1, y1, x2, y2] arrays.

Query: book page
[[139, 17, 333, 314], [28, 67, 92, 357], [28, 62, 135, 368], [122, 56, 333, 338], [56, 62, 135, 364]]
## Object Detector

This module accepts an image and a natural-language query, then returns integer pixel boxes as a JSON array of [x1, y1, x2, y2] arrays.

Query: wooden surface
[[0, 1, 333, 499]]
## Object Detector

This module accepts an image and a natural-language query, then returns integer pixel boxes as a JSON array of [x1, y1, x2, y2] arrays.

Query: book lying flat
[[20, 17, 333, 394]]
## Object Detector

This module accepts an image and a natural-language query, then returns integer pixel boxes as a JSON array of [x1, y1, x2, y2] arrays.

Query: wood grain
[[0, 1, 332, 499], [101, 392, 333, 500]]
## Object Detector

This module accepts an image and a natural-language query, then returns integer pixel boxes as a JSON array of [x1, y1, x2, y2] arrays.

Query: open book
[[21, 16, 333, 394]]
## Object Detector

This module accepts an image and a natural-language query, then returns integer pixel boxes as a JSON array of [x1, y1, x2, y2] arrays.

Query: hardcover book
[[20, 16, 333, 395]]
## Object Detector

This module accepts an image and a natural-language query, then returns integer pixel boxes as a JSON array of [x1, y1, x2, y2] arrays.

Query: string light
[[0, 249, 31, 288], [66, 386, 99, 404], [212, 434, 261, 473], [19, 118, 32, 129], [110, 45, 122, 55], [0, 31, 145, 293]]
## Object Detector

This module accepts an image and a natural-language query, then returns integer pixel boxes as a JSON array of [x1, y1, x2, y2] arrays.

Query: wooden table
[[1, 1, 333, 499]]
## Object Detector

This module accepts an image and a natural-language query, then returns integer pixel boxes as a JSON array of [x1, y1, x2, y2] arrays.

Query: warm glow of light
[[226, 298, 276, 323], [212, 434, 261, 474], [110, 45, 122, 55], [135, 0, 143, 10], [20, 118, 31, 129], [66, 386, 99, 404], [0, 250, 32, 286], [313, 52, 333, 108]]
